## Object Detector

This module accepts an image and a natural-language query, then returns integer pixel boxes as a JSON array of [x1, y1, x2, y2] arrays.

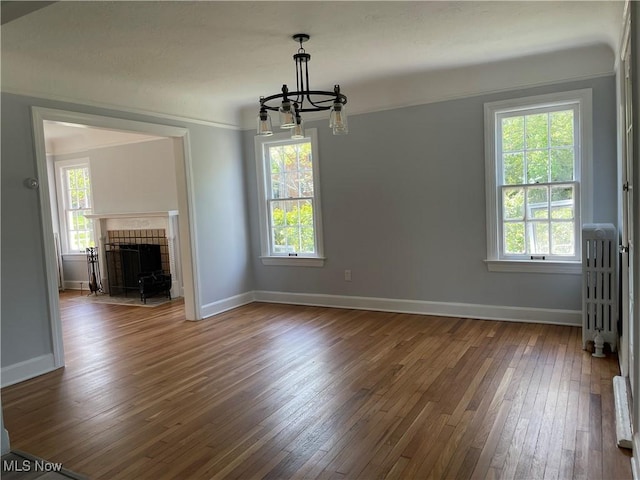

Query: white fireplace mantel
[[86, 211, 178, 231], [85, 210, 178, 220]]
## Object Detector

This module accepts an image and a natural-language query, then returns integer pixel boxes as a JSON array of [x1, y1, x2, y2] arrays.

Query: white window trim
[[484, 89, 593, 274], [254, 128, 325, 267], [55, 158, 95, 255]]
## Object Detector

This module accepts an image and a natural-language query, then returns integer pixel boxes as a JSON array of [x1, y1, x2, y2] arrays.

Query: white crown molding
[[2, 87, 242, 131], [240, 71, 614, 131], [3, 62, 613, 133]]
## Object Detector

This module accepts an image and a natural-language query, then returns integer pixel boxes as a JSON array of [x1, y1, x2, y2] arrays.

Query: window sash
[[499, 181, 579, 259], [484, 89, 592, 269], [267, 197, 316, 255], [497, 104, 580, 261], [255, 129, 323, 262], [56, 161, 95, 254]]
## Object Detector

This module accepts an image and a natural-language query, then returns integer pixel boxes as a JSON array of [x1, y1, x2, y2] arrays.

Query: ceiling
[[42, 120, 163, 155], [1, 1, 625, 131]]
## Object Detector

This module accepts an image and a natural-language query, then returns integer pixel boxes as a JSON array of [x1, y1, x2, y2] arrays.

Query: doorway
[[31, 107, 201, 369]]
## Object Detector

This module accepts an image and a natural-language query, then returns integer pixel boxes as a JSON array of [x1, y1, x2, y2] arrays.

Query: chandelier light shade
[[329, 101, 348, 135], [278, 99, 296, 128], [257, 33, 348, 138], [291, 106, 305, 139], [256, 107, 273, 136]]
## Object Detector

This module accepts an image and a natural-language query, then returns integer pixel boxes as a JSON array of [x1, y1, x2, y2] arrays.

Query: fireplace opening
[[105, 243, 171, 302]]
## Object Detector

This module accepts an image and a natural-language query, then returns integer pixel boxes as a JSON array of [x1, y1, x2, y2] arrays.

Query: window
[[484, 89, 592, 273], [254, 129, 324, 266], [55, 159, 95, 254]]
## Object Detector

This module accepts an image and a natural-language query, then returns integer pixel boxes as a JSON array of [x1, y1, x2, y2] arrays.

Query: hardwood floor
[[1, 291, 632, 479]]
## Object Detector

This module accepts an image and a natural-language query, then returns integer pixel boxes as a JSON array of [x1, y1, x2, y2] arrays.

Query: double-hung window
[[254, 128, 324, 266], [484, 89, 592, 273], [55, 159, 95, 254]]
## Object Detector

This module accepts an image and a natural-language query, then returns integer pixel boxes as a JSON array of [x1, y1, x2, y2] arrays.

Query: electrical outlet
[[344, 269, 352, 281]]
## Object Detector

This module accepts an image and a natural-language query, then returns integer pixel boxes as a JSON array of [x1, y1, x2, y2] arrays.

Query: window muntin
[[485, 89, 591, 272], [255, 129, 324, 263], [57, 161, 95, 253]]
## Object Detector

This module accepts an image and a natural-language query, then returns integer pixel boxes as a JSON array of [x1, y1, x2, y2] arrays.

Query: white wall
[[52, 138, 180, 286], [53, 137, 179, 215]]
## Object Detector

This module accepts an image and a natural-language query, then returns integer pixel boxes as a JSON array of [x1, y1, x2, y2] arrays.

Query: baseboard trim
[[62, 280, 98, 292], [252, 291, 581, 325], [632, 433, 640, 480], [1, 354, 59, 388], [200, 292, 255, 320], [613, 376, 633, 449]]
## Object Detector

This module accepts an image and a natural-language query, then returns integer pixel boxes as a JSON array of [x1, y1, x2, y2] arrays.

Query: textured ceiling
[[1, 1, 625, 129]]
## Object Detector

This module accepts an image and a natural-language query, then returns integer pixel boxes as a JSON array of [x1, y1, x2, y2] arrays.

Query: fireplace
[[85, 211, 181, 299], [104, 228, 172, 302]]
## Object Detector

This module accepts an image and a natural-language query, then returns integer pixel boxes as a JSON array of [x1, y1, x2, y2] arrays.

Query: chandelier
[[257, 33, 348, 138]]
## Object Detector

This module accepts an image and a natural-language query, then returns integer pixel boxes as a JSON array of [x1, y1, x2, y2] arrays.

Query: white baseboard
[[200, 292, 255, 320], [170, 281, 182, 300], [632, 433, 640, 480], [252, 291, 582, 326], [1, 354, 59, 387], [57, 286, 583, 326], [613, 376, 633, 449], [62, 280, 98, 292]]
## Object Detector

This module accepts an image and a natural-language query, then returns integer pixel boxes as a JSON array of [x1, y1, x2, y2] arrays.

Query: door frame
[[31, 107, 203, 368], [619, 0, 633, 383]]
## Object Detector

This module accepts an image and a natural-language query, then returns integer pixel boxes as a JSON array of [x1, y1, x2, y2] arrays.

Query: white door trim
[[31, 107, 203, 367]]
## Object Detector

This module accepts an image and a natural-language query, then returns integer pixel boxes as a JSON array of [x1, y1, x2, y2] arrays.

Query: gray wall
[[244, 75, 617, 311], [1, 92, 253, 368], [0, 74, 617, 371]]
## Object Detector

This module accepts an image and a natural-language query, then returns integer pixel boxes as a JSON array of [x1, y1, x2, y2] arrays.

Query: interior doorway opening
[[31, 107, 201, 370]]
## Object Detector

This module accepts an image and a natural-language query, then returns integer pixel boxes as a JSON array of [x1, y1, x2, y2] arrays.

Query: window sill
[[260, 256, 325, 267], [485, 259, 582, 274]]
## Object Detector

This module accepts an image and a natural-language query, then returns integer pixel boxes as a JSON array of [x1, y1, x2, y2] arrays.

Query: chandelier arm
[[305, 89, 344, 109], [260, 91, 347, 112], [306, 96, 330, 109], [308, 98, 339, 104]]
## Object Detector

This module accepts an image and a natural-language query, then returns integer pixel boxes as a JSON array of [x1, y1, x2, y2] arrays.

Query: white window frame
[[55, 158, 95, 255], [254, 128, 325, 267], [484, 89, 593, 274]]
